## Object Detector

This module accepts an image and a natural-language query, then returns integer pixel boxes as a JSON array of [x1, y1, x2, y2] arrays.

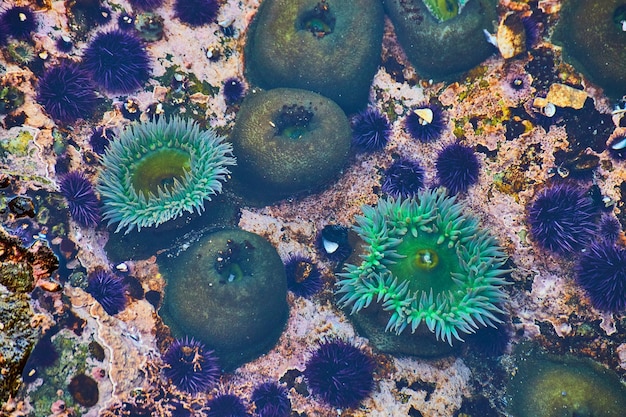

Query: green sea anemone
[[336, 188, 509, 345], [97, 116, 235, 233]]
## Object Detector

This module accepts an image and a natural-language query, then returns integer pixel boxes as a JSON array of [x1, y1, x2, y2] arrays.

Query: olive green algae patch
[[383, 0, 497, 82], [230, 88, 351, 201], [159, 228, 288, 371], [553, 0, 626, 99], [508, 349, 626, 417], [245, 0, 384, 113]]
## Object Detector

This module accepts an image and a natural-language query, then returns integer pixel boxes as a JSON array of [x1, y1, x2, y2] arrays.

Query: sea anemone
[[337, 188, 509, 344], [82, 30, 151, 94], [223, 77, 245, 105], [350, 106, 392, 152], [206, 393, 250, 417], [86, 269, 127, 315], [527, 183, 597, 255], [575, 240, 626, 313], [128, 0, 164, 10], [284, 255, 323, 298], [607, 131, 626, 160], [315, 224, 352, 263], [59, 171, 101, 228], [303, 338, 375, 408], [174, 0, 220, 27], [404, 103, 447, 142], [97, 116, 235, 233], [162, 337, 220, 394], [251, 381, 291, 417], [0, 6, 38, 40], [381, 157, 425, 198], [435, 142, 481, 194], [36, 62, 100, 125]]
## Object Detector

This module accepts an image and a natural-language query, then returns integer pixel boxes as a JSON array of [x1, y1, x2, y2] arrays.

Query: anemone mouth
[[336, 188, 509, 345], [131, 149, 191, 197], [298, 1, 336, 38], [613, 4, 626, 32], [273, 104, 315, 139], [97, 116, 236, 233]]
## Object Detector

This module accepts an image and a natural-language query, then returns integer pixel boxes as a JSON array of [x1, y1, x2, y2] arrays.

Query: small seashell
[[323, 238, 339, 254], [413, 108, 434, 124], [219, 16, 235, 28], [116, 262, 128, 272], [611, 137, 626, 150], [542, 102, 556, 117]]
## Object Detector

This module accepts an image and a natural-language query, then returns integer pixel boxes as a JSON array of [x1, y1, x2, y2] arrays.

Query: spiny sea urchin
[[381, 156, 426, 198], [59, 171, 101, 228], [351, 106, 392, 152], [251, 381, 291, 417], [284, 254, 323, 298], [404, 103, 447, 142], [435, 142, 481, 194], [97, 116, 235, 233], [527, 183, 597, 255], [337, 188, 509, 344], [162, 337, 220, 394], [86, 269, 127, 315], [303, 338, 375, 409], [575, 240, 626, 313]]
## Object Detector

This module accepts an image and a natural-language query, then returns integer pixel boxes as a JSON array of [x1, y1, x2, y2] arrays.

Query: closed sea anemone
[[36, 62, 100, 125], [381, 156, 426, 198], [206, 393, 250, 417], [1, 6, 38, 40], [404, 103, 446, 142], [303, 338, 375, 409], [251, 381, 291, 417], [351, 106, 392, 152], [82, 29, 151, 94], [284, 254, 323, 298], [86, 269, 127, 315], [59, 171, 101, 228], [527, 183, 597, 255], [575, 240, 626, 313], [97, 116, 235, 233], [162, 337, 220, 394], [337, 188, 509, 344], [435, 142, 481, 194], [174, 0, 220, 27]]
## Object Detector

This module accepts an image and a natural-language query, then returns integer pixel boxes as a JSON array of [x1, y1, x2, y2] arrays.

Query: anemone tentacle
[[97, 116, 235, 233], [336, 188, 510, 345]]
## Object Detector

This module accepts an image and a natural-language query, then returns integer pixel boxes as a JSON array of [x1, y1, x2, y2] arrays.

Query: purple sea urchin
[[598, 214, 622, 243], [82, 30, 151, 94], [1, 6, 37, 40], [206, 393, 250, 417], [337, 188, 509, 344], [59, 171, 101, 228], [435, 142, 480, 194], [404, 103, 446, 142], [251, 381, 291, 417], [351, 106, 392, 152], [36, 62, 100, 125], [86, 269, 127, 315], [97, 116, 235, 233], [576, 240, 626, 313], [527, 183, 597, 255], [303, 338, 375, 409], [381, 157, 425, 198], [284, 255, 323, 298], [223, 77, 245, 104], [162, 337, 220, 394], [174, 0, 220, 27], [128, 0, 164, 11]]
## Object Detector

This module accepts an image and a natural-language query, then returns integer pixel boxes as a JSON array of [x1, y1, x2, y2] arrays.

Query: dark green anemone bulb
[[97, 116, 235, 233], [382, 0, 497, 81], [230, 88, 351, 200], [245, 0, 384, 113], [159, 228, 288, 371], [337, 188, 509, 345], [553, 0, 626, 99]]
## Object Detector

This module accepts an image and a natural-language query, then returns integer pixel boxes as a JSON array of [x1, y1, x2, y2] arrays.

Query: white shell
[[116, 262, 129, 272], [323, 238, 339, 254], [414, 108, 434, 124], [542, 102, 556, 117]]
